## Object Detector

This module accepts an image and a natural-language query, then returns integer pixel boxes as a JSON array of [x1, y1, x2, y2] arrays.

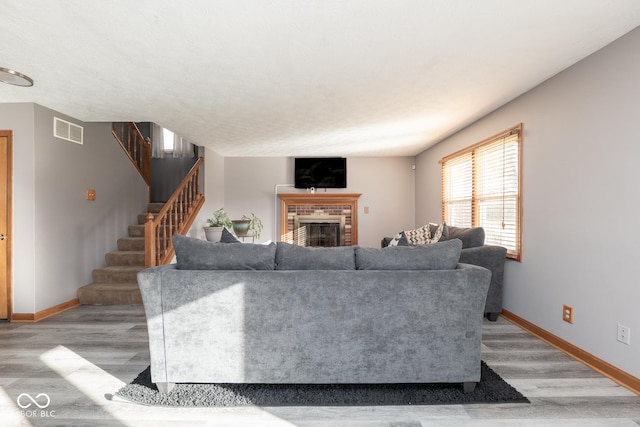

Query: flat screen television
[[294, 157, 347, 189]]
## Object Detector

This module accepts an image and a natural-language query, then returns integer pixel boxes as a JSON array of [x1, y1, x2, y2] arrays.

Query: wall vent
[[54, 117, 83, 145]]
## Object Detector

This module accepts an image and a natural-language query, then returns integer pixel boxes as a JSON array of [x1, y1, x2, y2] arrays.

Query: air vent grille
[[54, 117, 83, 145]]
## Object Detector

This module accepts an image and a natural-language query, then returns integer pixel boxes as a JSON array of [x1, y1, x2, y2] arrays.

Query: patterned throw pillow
[[406, 222, 445, 245], [429, 222, 448, 241], [429, 222, 445, 242], [387, 231, 409, 247]]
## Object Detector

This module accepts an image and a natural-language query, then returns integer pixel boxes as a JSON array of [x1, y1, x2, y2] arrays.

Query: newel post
[[144, 213, 156, 268]]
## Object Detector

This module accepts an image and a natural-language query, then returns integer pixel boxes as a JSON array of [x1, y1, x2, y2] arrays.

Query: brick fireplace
[[278, 193, 362, 246]]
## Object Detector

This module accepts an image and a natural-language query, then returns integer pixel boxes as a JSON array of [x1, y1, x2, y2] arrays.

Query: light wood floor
[[0, 305, 638, 427]]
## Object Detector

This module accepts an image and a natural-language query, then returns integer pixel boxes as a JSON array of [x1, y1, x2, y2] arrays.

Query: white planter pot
[[204, 226, 224, 242]]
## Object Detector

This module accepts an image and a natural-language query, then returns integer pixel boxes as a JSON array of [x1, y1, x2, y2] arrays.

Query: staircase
[[78, 122, 204, 305], [77, 203, 164, 305]]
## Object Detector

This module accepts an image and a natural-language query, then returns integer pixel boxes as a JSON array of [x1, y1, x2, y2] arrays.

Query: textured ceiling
[[1, 0, 640, 157]]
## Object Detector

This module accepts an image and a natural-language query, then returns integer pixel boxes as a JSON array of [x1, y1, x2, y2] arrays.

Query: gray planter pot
[[231, 220, 251, 237], [204, 226, 224, 242]]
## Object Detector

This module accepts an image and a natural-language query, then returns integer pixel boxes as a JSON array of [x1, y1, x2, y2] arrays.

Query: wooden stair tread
[[77, 283, 142, 305]]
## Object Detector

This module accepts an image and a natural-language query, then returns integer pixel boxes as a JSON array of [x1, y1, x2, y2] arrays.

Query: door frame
[[0, 130, 13, 320]]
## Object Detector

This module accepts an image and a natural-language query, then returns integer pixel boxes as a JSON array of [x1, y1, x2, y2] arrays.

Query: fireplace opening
[[293, 215, 346, 247]]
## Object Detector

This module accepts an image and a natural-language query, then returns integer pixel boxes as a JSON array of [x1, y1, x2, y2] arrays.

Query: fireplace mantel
[[278, 193, 362, 245]]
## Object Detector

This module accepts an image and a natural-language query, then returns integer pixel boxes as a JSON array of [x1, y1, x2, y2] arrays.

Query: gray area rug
[[114, 362, 528, 407]]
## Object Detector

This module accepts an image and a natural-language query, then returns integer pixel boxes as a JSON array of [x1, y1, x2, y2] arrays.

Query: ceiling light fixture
[[0, 67, 34, 87]]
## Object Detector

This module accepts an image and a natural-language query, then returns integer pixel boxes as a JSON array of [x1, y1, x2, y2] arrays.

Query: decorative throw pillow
[[429, 222, 448, 241], [405, 224, 430, 245], [219, 227, 241, 243], [172, 234, 276, 270], [275, 242, 355, 270], [387, 231, 409, 247], [405, 222, 446, 245], [355, 239, 462, 270]]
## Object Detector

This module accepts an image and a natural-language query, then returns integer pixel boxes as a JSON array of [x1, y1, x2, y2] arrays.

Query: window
[[162, 128, 174, 152], [441, 124, 522, 260]]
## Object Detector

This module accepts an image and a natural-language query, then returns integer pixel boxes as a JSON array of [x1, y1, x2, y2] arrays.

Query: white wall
[[347, 157, 416, 247], [1, 103, 148, 313], [415, 27, 640, 377], [224, 157, 290, 244], [195, 156, 415, 247]]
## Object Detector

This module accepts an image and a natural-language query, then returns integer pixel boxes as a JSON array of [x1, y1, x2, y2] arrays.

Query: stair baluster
[[112, 122, 151, 186], [144, 157, 205, 267]]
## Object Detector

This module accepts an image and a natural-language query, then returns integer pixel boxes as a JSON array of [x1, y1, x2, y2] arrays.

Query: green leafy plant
[[246, 213, 263, 239], [207, 208, 232, 228]]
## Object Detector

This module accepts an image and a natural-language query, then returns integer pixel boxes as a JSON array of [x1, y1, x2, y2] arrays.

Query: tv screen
[[294, 157, 347, 189]]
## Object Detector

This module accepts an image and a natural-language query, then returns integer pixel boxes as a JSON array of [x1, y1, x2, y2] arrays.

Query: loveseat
[[137, 235, 491, 394], [382, 225, 507, 321]]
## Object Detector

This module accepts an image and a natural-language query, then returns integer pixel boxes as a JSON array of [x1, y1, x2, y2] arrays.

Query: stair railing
[[112, 122, 151, 186], [144, 157, 205, 267]]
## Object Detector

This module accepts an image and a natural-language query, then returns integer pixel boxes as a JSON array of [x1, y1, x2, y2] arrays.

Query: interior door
[[0, 131, 12, 320]]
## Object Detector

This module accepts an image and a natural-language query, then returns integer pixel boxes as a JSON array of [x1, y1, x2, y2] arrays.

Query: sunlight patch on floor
[[38, 345, 301, 426], [0, 386, 34, 427]]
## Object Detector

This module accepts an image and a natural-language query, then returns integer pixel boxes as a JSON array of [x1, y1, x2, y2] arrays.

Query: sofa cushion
[[355, 239, 462, 270], [447, 226, 485, 249], [275, 242, 355, 270], [173, 234, 276, 270], [405, 222, 447, 245], [219, 228, 241, 243], [387, 231, 409, 247]]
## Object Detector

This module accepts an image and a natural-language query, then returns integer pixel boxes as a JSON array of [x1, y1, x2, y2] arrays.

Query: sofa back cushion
[[275, 242, 355, 270], [173, 234, 276, 270], [446, 226, 485, 249], [355, 239, 462, 270]]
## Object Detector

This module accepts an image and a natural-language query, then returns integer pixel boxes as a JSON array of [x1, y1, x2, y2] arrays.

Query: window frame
[[440, 123, 523, 261]]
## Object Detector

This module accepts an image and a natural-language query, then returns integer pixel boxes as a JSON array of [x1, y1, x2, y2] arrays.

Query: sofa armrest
[[459, 245, 506, 269], [459, 245, 506, 317], [137, 264, 178, 382], [380, 237, 506, 318]]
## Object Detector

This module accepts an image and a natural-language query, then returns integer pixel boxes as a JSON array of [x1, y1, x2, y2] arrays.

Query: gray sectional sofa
[[382, 225, 507, 321], [137, 235, 491, 394]]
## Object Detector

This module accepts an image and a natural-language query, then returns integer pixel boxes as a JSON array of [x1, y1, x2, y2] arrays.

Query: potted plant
[[204, 208, 232, 241], [232, 213, 263, 240]]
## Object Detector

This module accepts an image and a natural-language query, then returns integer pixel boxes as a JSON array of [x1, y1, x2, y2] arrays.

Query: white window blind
[[441, 124, 522, 260], [442, 152, 473, 228]]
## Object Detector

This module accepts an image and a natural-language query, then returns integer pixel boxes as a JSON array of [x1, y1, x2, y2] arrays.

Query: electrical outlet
[[617, 324, 631, 345], [563, 305, 573, 324], [86, 189, 96, 201]]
